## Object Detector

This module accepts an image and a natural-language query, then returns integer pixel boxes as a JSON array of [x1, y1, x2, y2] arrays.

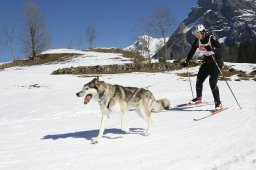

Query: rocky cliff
[[155, 0, 256, 62]]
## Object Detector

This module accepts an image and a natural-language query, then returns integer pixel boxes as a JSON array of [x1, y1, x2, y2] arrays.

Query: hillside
[[0, 51, 256, 170]]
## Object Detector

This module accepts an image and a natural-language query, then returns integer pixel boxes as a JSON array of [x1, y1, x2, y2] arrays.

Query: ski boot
[[215, 101, 223, 111], [189, 97, 202, 104]]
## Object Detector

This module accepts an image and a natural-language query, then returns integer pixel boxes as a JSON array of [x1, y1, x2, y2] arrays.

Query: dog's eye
[[85, 88, 89, 90]]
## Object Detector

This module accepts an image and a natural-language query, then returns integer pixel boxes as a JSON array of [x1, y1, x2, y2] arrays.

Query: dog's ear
[[92, 77, 98, 81], [91, 77, 99, 84]]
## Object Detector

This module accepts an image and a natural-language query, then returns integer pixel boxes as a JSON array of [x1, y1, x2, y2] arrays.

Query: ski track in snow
[[0, 51, 256, 170]]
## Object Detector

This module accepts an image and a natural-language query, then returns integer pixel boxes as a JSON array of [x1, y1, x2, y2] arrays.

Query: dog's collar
[[98, 91, 106, 103]]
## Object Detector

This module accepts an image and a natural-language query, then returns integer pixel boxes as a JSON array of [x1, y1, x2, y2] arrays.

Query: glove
[[181, 60, 188, 67], [205, 45, 212, 51]]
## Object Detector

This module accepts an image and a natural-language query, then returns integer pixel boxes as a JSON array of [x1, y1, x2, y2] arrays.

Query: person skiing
[[181, 24, 223, 111]]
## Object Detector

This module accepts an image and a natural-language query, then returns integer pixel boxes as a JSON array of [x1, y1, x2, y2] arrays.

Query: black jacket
[[186, 34, 223, 64]]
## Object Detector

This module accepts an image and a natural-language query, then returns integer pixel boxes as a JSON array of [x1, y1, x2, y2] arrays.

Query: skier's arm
[[186, 39, 198, 62]]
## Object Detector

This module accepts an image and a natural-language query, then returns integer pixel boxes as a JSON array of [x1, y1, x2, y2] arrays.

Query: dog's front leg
[[91, 115, 108, 144], [121, 112, 130, 133]]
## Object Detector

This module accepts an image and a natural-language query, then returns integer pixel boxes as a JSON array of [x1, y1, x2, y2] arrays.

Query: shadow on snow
[[42, 128, 144, 141]]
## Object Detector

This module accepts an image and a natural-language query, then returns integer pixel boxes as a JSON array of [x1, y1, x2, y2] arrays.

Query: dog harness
[[123, 87, 141, 102]]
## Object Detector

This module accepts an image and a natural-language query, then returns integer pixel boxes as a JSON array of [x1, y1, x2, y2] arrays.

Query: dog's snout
[[76, 91, 85, 97]]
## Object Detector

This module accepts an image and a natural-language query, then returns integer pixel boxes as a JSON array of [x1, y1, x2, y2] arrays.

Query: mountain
[[155, 0, 256, 62], [124, 35, 168, 57]]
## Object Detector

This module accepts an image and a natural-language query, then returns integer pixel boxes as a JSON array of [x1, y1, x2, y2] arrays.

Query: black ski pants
[[196, 62, 222, 102]]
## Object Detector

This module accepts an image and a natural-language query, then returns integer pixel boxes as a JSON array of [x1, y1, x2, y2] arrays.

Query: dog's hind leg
[[91, 115, 108, 144], [144, 111, 152, 136]]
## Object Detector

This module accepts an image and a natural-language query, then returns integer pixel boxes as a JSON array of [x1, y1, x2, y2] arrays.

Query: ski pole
[[211, 54, 242, 109], [187, 67, 194, 99]]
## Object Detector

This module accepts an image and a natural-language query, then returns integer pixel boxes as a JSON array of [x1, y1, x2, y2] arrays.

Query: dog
[[76, 78, 170, 144]]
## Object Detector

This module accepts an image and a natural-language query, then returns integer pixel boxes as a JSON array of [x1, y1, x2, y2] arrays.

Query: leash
[[145, 63, 182, 89], [145, 77, 174, 89]]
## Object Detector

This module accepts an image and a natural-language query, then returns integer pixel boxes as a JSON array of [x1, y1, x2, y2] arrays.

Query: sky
[[0, 0, 197, 62]]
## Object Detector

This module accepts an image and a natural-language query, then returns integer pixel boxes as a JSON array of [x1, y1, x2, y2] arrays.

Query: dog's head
[[76, 78, 106, 104]]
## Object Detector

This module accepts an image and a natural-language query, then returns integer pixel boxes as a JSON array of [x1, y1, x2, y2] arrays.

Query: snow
[[1, 50, 256, 170], [41, 48, 87, 55], [234, 9, 256, 22], [238, 9, 255, 17], [124, 35, 168, 57], [182, 20, 199, 34], [219, 37, 227, 44], [205, 9, 212, 14], [225, 62, 256, 73], [183, 24, 194, 33]]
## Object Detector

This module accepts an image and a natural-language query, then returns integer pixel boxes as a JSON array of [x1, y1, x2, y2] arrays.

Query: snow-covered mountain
[[1, 50, 256, 169], [124, 35, 168, 57], [155, 0, 256, 62]]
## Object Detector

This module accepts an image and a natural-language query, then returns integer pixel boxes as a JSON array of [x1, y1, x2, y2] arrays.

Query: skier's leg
[[196, 64, 209, 99], [209, 64, 221, 102], [209, 64, 223, 110]]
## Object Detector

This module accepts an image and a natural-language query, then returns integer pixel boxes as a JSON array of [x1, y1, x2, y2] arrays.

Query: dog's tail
[[151, 99, 170, 112]]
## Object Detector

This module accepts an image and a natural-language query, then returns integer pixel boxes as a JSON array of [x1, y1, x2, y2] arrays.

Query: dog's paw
[[141, 131, 151, 136], [121, 128, 130, 134], [90, 138, 99, 144]]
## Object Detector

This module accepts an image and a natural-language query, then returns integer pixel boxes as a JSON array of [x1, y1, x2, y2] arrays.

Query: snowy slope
[[0, 51, 256, 170], [40, 48, 87, 55]]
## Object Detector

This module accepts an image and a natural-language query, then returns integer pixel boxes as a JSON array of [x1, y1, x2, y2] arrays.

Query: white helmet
[[192, 24, 206, 35]]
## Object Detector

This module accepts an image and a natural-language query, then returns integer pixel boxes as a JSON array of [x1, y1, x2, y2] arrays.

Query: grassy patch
[[249, 70, 256, 76], [177, 72, 197, 77], [90, 48, 138, 58], [0, 53, 82, 69]]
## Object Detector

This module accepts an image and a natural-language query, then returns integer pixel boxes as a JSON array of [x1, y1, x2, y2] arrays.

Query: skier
[[181, 24, 223, 111]]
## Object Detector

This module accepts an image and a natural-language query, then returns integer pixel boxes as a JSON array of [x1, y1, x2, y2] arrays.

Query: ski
[[174, 101, 210, 108], [193, 106, 231, 121]]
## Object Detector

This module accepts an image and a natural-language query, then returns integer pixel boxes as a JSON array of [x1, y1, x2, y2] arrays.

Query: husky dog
[[76, 78, 170, 144]]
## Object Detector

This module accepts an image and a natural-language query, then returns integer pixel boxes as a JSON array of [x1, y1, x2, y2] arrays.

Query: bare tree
[[155, 38, 165, 56], [76, 31, 84, 50], [21, 0, 50, 59], [86, 24, 96, 49], [67, 40, 73, 49], [2, 16, 17, 61], [135, 17, 152, 63], [148, 6, 176, 62], [140, 35, 151, 62]]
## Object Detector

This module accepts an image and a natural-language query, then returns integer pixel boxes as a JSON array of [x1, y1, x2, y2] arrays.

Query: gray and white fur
[[76, 78, 170, 144]]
